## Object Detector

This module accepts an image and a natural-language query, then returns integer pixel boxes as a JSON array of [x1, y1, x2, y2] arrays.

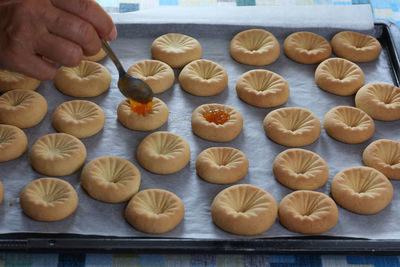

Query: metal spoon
[[101, 40, 153, 103]]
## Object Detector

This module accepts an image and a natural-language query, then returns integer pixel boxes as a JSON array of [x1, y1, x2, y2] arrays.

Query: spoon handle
[[101, 40, 126, 76]]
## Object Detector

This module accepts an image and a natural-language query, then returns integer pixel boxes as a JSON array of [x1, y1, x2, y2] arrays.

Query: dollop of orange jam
[[203, 109, 230, 125], [129, 99, 153, 114]]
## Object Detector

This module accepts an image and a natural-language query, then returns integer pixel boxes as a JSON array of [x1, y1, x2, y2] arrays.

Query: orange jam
[[129, 99, 153, 114], [203, 109, 230, 125]]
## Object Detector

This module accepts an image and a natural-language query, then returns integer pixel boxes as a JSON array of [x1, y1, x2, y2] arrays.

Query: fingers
[[23, 56, 58, 81], [46, 7, 101, 56], [50, 0, 117, 41], [6, 55, 58, 81], [35, 33, 83, 67], [0, 0, 115, 80]]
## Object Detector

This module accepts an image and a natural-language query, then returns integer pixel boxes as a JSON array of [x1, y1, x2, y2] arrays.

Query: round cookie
[[52, 100, 105, 138], [29, 133, 87, 176], [355, 83, 400, 121], [117, 97, 169, 131], [54, 60, 111, 97], [283, 31, 331, 64], [0, 124, 28, 162], [211, 184, 277, 235], [127, 60, 174, 94], [236, 69, 289, 108], [125, 189, 185, 234], [179, 59, 228, 96], [315, 57, 365, 96], [0, 90, 47, 128], [323, 105, 375, 144], [330, 166, 393, 214], [20, 177, 78, 222], [82, 48, 107, 62], [363, 139, 400, 180], [0, 70, 40, 93], [230, 29, 280, 66], [263, 107, 321, 147], [191, 103, 243, 142], [151, 33, 202, 68], [272, 148, 329, 190], [81, 156, 141, 203], [331, 31, 381, 62], [278, 190, 338, 234], [196, 147, 249, 184], [136, 131, 190, 174]]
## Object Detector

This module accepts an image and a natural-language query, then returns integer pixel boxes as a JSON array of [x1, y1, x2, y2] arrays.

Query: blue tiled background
[[97, 0, 400, 26], [1, 252, 400, 266]]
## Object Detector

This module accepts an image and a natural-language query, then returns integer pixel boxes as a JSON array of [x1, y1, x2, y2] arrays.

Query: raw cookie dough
[[236, 69, 290, 108], [283, 31, 331, 64], [127, 59, 174, 94], [211, 184, 277, 235], [125, 189, 185, 234], [52, 100, 105, 138], [191, 103, 243, 142], [29, 133, 87, 176], [0, 70, 40, 93], [54, 60, 111, 97], [0, 90, 47, 128], [136, 131, 190, 174], [315, 57, 365, 96], [196, 147, 249, 184], [81, 156, 141, 203], [20, 177, 79, 221], [263, 107, 321, 147], [331, 166, 393, 214], [278, 190, 338, 234], [230, 29, 280, 66], [355, 83, 400, 121], [323, 105, 375, 144], [151, 33, 202, 68], [363, 139, 400, 180], [331, 31, 381, 62], [273, 148, 329, 190], [0, 124, 28, 162], [82, 48, 107, 62], [117, 97, 169, 131], [179, 59, 228, 96]]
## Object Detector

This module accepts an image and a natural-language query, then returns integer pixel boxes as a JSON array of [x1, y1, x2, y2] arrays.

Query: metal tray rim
[[1, 20, 399, 254]]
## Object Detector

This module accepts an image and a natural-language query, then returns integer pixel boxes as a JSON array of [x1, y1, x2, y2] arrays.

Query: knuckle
[[14, 1, 33, 16], [77, 23, 100, 55], [64, 46, 83, 66], [99, 16, 115, 39], [7, 24, 28, 41], [77, 0, 92, 14], [78, 22, 94, 45], [53, 14, 65, 29], [86, 38, 101, 55], [3, 45, 26, 67]]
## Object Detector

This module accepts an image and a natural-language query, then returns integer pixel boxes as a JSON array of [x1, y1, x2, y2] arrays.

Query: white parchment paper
[[0, 10, 399, 240]]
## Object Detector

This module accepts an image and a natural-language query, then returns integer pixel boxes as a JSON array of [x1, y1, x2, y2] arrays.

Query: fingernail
[[107, 26, 117, 41]]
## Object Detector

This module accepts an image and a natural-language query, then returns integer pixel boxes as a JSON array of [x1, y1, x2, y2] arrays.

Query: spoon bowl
[[118, 74, 154, 103], [101, 40, 153, 103]]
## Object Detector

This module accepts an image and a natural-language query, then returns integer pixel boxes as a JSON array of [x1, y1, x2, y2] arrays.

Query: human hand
[[0, 0, 117, 81]]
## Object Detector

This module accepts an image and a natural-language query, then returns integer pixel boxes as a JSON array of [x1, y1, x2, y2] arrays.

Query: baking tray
[[0, 20, 399, 254]]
